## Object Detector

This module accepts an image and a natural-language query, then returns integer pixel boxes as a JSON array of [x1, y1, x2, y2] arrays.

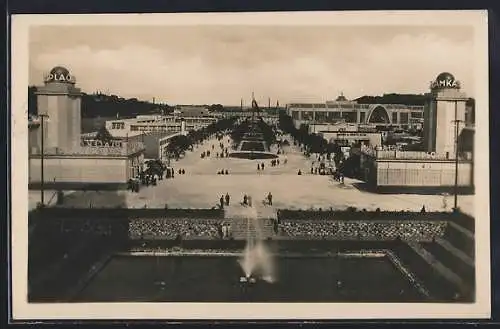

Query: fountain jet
[[238, 205, 275, 283]]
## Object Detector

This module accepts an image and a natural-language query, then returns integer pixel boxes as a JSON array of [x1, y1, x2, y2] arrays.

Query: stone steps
[[224, 204, 277, 240], [230, 218, 275, 240]]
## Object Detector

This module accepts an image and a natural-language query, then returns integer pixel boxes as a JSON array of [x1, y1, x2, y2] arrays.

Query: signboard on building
[[81, 139, 124, 148], [430, 78, 461, 90], [44, 72, 76, 84], [336, 133, 369, 138]]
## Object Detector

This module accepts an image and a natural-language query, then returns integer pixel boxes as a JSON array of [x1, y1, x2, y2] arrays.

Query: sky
[[29, 25, 475, 106]]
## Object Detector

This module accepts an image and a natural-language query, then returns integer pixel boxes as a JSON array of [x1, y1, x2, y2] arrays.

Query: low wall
[[277, 209, 462, 221], [28, 182, 128, 191], [29, 209, 473, 244], [365, 185, 475, 195], [126, 239, 400, 252], [30, 207, 225, 220]]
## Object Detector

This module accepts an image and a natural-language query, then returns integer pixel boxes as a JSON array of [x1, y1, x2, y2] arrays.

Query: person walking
[[220, 195, 224, 209], [267, 192, 273, 206], [225, 193, 230, 206], [243, 194, 248, 206]]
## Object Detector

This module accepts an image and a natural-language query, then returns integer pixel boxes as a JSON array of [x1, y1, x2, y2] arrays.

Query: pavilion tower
[[423, 72, 468, 156], [35, 66, 82, 153]]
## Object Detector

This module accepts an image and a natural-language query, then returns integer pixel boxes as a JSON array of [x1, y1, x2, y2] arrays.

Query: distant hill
[[28, 86, 172, 119], [355, 93, 475, 107]]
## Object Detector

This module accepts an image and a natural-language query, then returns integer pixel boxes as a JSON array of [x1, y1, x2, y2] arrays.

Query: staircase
[[405, 220, 475, 301], [224, 204, 277, 240]]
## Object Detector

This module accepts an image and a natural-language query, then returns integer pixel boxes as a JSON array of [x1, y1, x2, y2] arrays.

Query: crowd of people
[[278, 220, 448, 242], [201, 137, 232, 159], [215, 191, 273, 209]]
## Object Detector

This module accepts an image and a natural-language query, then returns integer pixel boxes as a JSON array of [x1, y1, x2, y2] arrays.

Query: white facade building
[[29, 66, 145, 189]]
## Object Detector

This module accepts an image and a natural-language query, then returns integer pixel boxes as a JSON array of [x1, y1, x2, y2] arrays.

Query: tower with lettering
[[423, 72, 468, 156], [36, 66, 82, 153]]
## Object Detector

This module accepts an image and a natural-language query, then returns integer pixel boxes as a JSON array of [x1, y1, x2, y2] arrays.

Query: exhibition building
[[357, 72, 474, 193], [28, 66, 146, 189], [286, 93, 425, 130]]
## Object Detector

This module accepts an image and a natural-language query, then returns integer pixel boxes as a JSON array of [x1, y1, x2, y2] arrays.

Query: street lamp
[[451, 100, 465, 213], [38, 114, 49, 206]]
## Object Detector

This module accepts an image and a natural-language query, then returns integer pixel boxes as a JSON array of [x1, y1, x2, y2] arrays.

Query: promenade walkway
[[30, 133, 474, 217]]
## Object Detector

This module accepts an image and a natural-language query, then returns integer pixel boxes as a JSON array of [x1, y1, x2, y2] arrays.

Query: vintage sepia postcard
[[10, 11, 490, 320]]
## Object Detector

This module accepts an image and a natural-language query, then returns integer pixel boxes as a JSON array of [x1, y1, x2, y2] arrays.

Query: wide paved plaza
[[29, 134, 474, 216]]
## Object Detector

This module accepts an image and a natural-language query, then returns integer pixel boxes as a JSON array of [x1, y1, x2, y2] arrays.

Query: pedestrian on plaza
[[267, 192, 273, 206], [261, 163, 265, 170], [225, 169, 229, 175], [225, 193, 230, 206], [243, 194, 248, 206], [221, 224, 226, 239], [182, 169, 185, 175], [248, 195, 253, 207], [442, 195, 448, 209], [311, 167, 314, 174], [298, 169, 302, 175], [220, 195, 225, 209]]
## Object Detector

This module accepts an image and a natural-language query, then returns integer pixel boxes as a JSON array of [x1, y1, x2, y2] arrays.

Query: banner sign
[[336, 133, 369, 138], [430, 78, 460, 90], [44, 72, 76, 84], [81, 139, 123, 148]]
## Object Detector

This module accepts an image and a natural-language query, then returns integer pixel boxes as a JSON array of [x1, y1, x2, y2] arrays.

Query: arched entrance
[[367, 106, 391, 124]]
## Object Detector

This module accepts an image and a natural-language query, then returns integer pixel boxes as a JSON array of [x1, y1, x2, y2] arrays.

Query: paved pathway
[[35, 133, 474, 217]]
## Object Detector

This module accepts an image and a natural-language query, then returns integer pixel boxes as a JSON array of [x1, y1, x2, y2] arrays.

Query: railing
[[31, 142, 146, 156], [361, 147, 472, 161]]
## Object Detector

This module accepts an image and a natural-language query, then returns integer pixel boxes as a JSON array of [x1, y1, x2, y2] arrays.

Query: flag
[[252, 98, 259, 110]]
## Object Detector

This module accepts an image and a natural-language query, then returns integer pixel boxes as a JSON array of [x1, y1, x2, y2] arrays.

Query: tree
[[334, 151, 345, 168], [95, 126, 115, 144], [145, 159, 166, 178], [327, 142, 340, 155], [166, 135, 193, 158]]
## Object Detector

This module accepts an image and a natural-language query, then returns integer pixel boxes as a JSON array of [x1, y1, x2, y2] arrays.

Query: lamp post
[[38, 114, 49, 206], [451, 100, 465, 212]]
